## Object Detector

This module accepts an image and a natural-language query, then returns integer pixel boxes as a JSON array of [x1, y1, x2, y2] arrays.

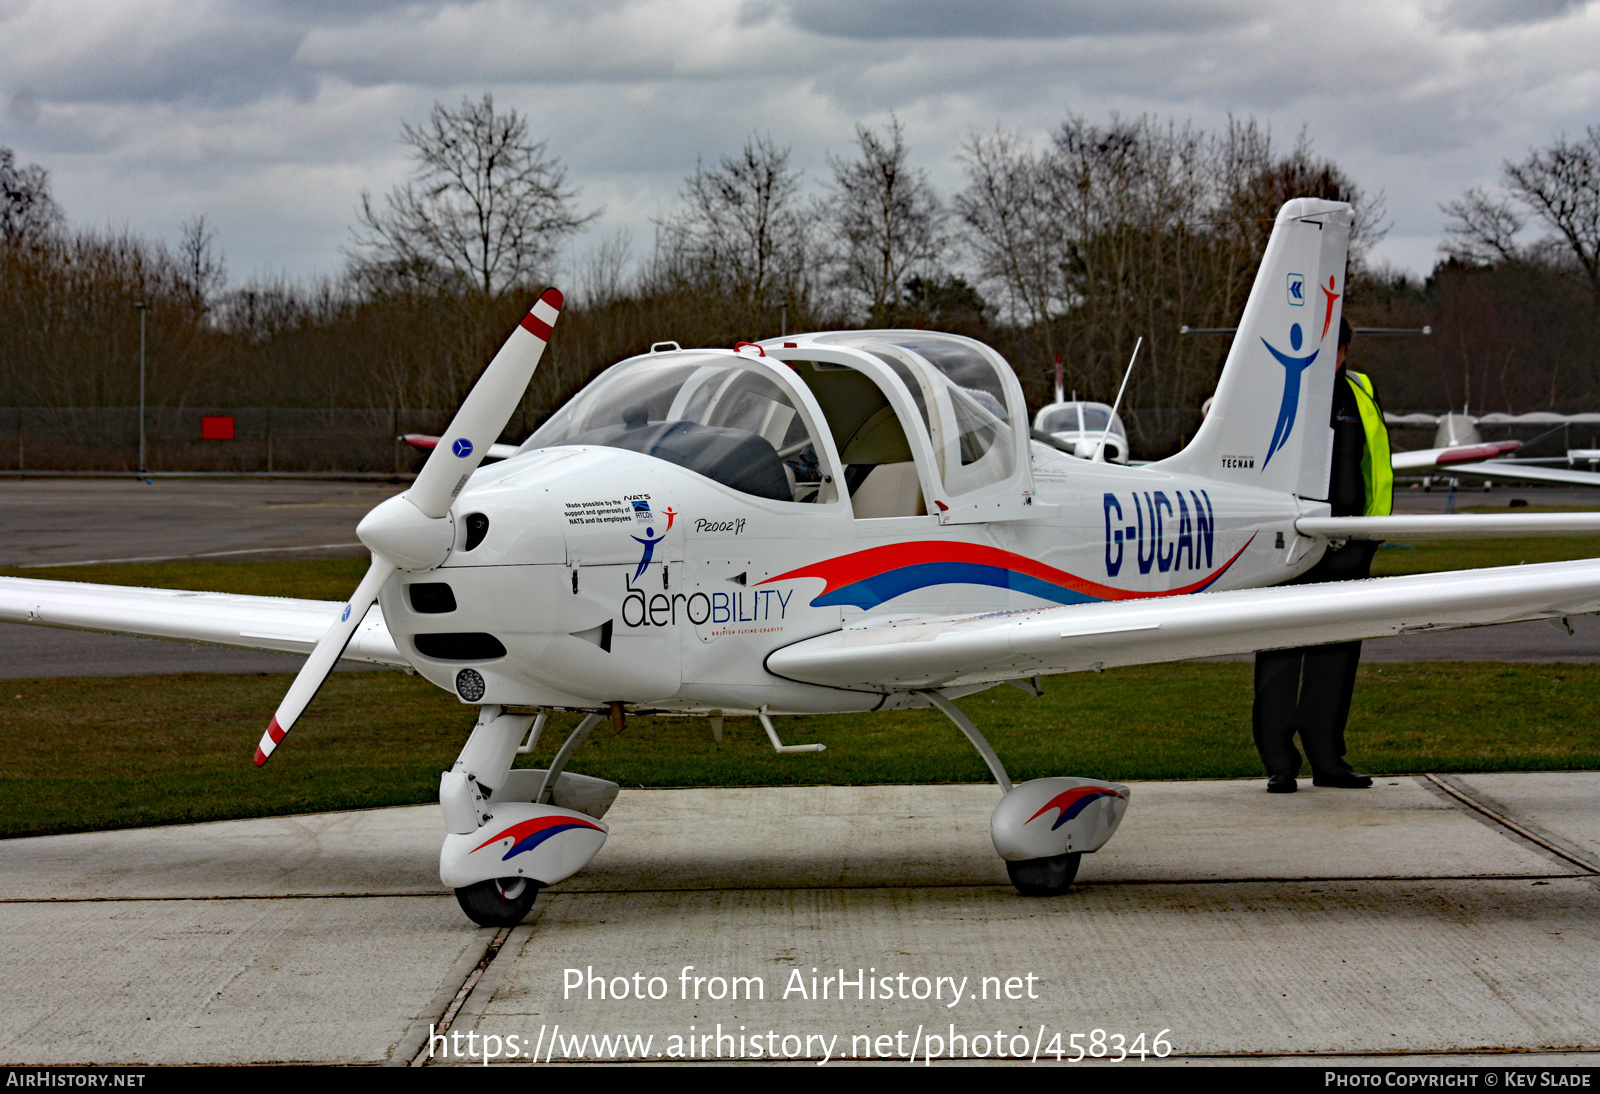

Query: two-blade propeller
[[254, 288, 564, 766]]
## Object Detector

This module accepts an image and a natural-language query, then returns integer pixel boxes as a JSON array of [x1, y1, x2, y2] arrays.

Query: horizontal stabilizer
[[1296, 513, 1600, 540]]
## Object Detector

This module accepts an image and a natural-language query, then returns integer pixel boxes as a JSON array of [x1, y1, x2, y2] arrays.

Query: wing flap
[[0, 577, 406, 667], [765, 559, 1600, 690]]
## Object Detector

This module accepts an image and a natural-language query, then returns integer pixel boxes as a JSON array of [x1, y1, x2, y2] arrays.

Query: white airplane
[[1030, 400, 1130, 463], [1390, 411, 1600, 489], [9, 198, 1600, 929]]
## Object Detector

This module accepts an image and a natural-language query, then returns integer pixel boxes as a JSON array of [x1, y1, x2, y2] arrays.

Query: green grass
[[1372, 504, 1600, 576], [5, 662, 1599, 839]]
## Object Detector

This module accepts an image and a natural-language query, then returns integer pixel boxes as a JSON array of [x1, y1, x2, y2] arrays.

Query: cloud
[[1438, 0, 1589, 30], [0, 1, 310, 107], [0, 0, 1596, 282], [755, 0, 1251, 39]]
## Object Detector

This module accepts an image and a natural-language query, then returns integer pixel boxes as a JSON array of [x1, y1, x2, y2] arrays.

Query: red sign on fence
[[200, 415, 235, 440]]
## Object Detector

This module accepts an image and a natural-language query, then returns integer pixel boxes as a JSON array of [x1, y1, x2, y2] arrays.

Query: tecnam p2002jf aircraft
[[7, 198, 1600, 927]]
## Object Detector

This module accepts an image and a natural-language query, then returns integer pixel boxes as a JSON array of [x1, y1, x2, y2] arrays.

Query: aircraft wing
[[1392, 442, 1520, 471], [1419, 461, 1600, 488], [0, 578, 406, 667], [765, 560, 1600, 691]]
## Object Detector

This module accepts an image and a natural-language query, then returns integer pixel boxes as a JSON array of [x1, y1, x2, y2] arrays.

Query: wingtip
[[541, 287, 563, 310]]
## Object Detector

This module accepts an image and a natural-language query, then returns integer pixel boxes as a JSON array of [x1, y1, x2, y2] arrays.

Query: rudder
[[1158, 198, 1353, 501]]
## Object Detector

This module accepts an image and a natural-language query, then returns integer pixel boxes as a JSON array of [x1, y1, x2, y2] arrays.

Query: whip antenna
[[1096, 337, 1141, 462]]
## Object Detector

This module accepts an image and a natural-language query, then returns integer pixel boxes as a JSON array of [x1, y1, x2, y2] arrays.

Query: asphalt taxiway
[[1, 775, 1596, 1065]]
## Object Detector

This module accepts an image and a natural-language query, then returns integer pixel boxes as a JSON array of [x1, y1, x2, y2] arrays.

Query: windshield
[[1039, 405, 1123, 436], [519, 352, 834, 503]]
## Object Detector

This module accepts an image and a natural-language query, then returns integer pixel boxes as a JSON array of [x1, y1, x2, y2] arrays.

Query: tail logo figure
[[1260, 322, 1320, 470]]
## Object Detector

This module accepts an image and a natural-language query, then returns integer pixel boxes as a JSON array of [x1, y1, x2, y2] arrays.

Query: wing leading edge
[[764, 559, 1600, 691], [0, 578, 405, 667]]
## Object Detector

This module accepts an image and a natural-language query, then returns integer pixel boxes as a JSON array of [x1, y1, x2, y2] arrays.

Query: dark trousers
[[1252, 542, 1378, 778]]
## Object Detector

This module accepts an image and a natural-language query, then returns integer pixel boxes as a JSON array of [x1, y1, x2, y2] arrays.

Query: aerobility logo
[[1259, 272, 1340, 472], [473, 814, 605, 862], [1026, 786, 1126, 830], [760, 533, 1251, 612], [1260, 322, 1320, 470], [629, 503, 677, 580]]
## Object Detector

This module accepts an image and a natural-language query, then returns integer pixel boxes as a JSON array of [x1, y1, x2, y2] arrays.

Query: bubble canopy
[[518, 350, 837, 504]]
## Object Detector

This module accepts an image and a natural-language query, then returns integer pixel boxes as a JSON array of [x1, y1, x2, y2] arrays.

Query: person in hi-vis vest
[[1254, 318, 1393, 793]]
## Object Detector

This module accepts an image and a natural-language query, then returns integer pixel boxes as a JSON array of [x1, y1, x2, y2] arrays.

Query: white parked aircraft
[[1390, 411, 1600, 488], [7, 198, 1600, 928], [1031, 400, 1130, 463]]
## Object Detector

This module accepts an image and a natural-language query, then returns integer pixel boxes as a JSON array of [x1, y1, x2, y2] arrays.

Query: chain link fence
[[0, 408, 457, 473]]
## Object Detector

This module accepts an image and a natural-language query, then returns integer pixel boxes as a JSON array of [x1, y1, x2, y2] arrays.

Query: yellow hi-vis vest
[[1346, 370, 1393, 517]]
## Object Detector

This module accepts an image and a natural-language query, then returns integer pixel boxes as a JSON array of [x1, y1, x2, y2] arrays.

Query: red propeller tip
[[541, 287, 563, 309], [254, 746, 269, 767]]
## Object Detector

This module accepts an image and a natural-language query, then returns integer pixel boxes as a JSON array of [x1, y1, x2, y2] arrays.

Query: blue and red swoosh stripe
[[759, 538, 1251, 611], [473, 815, 605, 861], [1026, 786, 1126, 830]]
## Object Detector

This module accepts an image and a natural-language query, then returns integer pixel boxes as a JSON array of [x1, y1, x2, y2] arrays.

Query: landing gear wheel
[[455, 876, 541, 926], [1006, 852, 1081, 896]]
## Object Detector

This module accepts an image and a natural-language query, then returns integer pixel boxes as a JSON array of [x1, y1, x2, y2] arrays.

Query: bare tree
[[954, 129, 1061, 333], [657, 134, 810, 308], [824, 117, 945, 323], [350, 93, 594, 296], [1442, 185, 1526, 266], [1506, 127, 1600, 308], [1, 147, 64, 246], [178, 215, 227, 308], [1442, 127, 1600, 310], [575, 228, 635, 309]]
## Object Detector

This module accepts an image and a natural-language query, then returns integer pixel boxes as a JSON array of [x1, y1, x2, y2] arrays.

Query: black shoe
[[1313, 770, 1373, 789], [1267, 774, 1297, 793]]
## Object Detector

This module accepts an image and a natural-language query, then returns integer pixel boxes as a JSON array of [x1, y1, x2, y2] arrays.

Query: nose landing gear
[[455, 876, 542, 927]]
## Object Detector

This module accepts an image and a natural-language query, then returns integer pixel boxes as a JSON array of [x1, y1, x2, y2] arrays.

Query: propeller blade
[[254, 289, 562, 767], [408, 287, 563, 518], [255, 555, 397, 766]]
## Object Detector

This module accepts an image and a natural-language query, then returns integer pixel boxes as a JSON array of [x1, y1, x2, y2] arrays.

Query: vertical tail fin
[[1158, 199, 1353, 500]]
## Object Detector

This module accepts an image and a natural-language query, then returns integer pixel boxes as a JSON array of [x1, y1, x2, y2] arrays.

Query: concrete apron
[[1, 775, 1596, 1066]]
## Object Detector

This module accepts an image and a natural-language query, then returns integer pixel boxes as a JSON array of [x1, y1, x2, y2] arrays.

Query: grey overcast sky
[[2, 0, 1596, 288]]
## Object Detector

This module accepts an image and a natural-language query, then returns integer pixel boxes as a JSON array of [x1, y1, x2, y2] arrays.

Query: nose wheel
[[1006, 852, 1081, 896], [455, 876, 542, 927]]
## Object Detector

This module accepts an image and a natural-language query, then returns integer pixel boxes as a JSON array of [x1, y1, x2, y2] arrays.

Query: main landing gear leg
[[921, 690, 1013, 794], [918, 690, 1129, 898]]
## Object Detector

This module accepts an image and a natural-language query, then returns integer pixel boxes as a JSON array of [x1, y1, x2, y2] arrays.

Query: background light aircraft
[[1030, 400, 1130, 463], [8, 198, 1600, 929], [1388, 411, 1600, 489]]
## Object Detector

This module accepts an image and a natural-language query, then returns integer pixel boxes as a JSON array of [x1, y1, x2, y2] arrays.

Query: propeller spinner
[[253, 288, 563, 766]]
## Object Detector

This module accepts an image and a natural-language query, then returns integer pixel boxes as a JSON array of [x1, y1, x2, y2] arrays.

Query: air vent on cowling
[[408, 583, 457, 613], [413, 632, 507, 661]]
